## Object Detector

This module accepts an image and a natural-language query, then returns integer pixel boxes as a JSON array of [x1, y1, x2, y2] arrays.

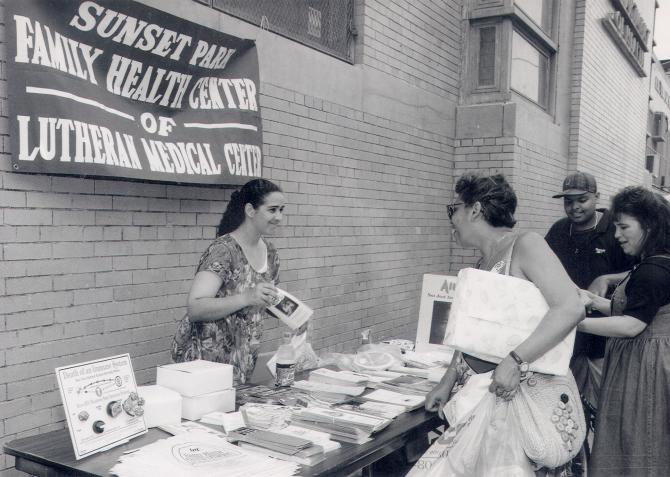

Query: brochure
[[415, 274, 458, 356], [266, 288, 313, 330], [55, 354, 147, 460]]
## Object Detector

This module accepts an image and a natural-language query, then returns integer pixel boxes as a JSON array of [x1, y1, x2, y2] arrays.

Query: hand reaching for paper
[[245, 282, 278, 307]]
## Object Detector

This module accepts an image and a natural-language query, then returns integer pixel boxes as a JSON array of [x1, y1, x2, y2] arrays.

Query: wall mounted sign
[[55, 354, 147, 460], [602, 0, 650, 77], [6, 0, 262, 185]]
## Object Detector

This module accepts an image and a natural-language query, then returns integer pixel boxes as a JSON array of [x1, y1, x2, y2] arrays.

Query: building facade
[[0, 0, 660, 474], [648, 56, 670, 191]]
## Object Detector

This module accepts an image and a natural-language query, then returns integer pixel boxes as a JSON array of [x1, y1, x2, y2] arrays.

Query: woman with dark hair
[[171, 178, 285, 384], [579, 186, 670, 476], [418, 173, 584, 475]]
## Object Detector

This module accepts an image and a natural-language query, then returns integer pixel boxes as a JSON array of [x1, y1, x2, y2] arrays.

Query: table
[[4, 404, 441, 477]]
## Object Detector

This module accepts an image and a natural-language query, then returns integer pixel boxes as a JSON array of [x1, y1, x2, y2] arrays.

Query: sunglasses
[[446, 202, 464, 220]]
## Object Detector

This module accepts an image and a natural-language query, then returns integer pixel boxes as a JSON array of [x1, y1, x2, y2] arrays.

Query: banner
[[6, 0, 262, 185]]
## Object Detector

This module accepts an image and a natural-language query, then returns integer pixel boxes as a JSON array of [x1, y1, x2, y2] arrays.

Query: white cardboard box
[[137, 385, 182, 428], [156, 360, 233, 397], [182, 388, 236, 421]]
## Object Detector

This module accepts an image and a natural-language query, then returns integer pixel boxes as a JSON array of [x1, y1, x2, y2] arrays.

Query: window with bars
[[207, 0, 355, 63]]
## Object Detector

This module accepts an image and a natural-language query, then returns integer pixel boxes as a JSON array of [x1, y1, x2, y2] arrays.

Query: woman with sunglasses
[[578, 186, 670, 476], [420, 173, 584, 475]]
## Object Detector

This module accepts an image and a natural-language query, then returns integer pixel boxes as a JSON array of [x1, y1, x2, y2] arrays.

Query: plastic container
[[275, 331, 297, 386]]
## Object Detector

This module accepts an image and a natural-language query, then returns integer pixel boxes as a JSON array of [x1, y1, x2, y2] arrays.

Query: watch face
[[520, 363, 530, 373]]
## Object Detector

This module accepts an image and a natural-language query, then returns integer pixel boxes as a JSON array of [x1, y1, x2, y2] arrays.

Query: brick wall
[[0, 1, 458, 473], [569, 0, 654, 198], [359, 0, 462, 100]]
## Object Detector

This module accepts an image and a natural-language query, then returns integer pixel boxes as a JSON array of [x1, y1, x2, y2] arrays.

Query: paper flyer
[[414, 274, 458, 357], [55, 354, 147, 459], [266, 288, 312, 330]]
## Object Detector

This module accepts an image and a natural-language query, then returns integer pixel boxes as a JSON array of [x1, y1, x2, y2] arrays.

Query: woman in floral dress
[[171, 179, 285, 384]]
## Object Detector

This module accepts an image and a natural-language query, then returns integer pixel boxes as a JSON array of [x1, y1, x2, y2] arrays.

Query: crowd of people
[[167, 172, 670, 476], [424, 172, 670, 477]]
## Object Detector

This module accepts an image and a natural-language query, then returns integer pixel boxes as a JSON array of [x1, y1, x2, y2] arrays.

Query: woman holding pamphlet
[[579, 186, 670, 477], [171, 179, 284, 384], [415, 173, 584, 476]]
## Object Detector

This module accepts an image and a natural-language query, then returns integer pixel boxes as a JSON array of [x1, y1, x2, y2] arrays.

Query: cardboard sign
[[55, 354, 147, 459], [414, 273, 457, 356]]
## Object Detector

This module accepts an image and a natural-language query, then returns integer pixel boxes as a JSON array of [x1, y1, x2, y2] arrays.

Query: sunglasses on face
[[446, 202, 464, 220]]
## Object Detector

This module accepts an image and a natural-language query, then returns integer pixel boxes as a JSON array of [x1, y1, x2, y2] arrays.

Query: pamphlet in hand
[[267, 288, 313, 330]]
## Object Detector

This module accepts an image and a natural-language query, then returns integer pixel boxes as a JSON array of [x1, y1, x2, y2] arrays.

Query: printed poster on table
[[55, 354, 147, 460], [415, 273, 458, 355], [6, 0, 262, 185]]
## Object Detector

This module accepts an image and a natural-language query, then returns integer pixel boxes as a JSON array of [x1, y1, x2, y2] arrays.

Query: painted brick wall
[[569, 0, 654, 197], [0, 1, 458, 473]]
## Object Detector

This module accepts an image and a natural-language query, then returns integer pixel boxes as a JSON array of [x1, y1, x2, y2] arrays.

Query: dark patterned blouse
[[171, 234, 280, 384]]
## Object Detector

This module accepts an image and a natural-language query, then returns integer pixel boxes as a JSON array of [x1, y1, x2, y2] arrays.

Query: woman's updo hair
[[611, 186, 670, 257], [454, 173, 517, 228], [217, 179, 282, 236]]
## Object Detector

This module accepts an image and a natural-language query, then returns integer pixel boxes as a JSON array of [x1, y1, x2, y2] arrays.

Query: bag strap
[[503, 234, 519, 276]]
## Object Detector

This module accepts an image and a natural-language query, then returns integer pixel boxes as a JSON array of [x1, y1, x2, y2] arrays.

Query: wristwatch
[[509, 350, 529, 376]]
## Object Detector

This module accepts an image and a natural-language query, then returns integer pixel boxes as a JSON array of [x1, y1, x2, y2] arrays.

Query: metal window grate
[[210, 0, 355, 63]]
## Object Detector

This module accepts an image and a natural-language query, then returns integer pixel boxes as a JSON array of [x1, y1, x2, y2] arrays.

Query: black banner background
[[6, 0, 262, 185]]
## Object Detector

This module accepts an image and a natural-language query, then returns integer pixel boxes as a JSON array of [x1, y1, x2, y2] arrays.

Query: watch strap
[[509, 350, 524, 365]]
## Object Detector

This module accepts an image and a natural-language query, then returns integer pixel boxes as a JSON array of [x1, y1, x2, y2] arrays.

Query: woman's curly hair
[[454, 173, 517, 228], [611, 186, 670, 257]]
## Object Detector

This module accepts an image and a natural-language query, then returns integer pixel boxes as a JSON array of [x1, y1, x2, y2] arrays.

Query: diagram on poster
[[55, 354, 147, 459], [415, 274, 458, 356]]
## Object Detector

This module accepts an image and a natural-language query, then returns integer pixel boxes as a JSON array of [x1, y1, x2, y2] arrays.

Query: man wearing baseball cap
[[545, 172, 631, 433]]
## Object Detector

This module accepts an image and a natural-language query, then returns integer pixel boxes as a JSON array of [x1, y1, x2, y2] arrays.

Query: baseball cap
[[552, 171, 597, 198]]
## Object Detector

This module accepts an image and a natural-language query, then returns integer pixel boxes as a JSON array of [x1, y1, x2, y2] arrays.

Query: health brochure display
[[55, 354, 147, 459]]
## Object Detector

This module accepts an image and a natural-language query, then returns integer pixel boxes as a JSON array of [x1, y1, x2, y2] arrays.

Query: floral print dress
[[171, 234, 280, 384]]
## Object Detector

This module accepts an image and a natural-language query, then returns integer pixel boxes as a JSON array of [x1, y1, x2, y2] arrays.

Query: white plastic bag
[[443, 371, 492, 426], [266, 331, 319, 377], [408, 393, 534, 477]]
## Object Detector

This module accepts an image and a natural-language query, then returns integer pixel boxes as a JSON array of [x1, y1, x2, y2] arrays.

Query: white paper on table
[[110, 430, 299, 477], [200, 411, 246, 433]]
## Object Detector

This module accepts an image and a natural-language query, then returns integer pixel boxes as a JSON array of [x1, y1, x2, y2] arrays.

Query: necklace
[[480, 232, 514, 271], [569, 211, 602, 255], [569, 211, 602, 237]]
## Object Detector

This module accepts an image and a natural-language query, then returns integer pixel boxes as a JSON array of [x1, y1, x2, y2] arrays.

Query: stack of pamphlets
[[308, 368, 370, 386], [274, 425, 341, 454], [362, 389, 426, 411], [110, 429, 299, 477], [372, 375, 435, 395], [227, 427, 328, 466], [334, 401, 407, 420], [236, 384, 311, 406], [292, 380, 365, 396], [291, 406, 391, 444], [239, 403, 292, 430]]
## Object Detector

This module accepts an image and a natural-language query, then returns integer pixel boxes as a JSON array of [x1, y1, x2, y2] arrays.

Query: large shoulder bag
[[510, 371, 586, 468]]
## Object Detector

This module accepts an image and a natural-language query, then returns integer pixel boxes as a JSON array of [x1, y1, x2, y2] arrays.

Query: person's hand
[[244, 282, 278, 307], [295, 322, 309, 335], [425, 382, 451, 419], [579, 289, 597, 311], [588, 275, 611, 297], [489, 355, 520, 401]]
